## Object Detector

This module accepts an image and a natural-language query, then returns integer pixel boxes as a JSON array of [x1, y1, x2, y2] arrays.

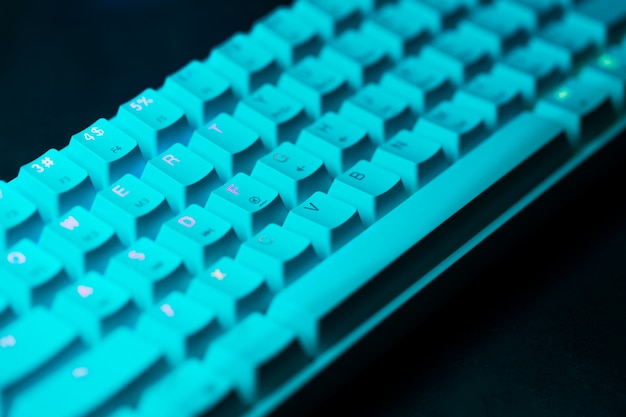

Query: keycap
[[51, 272, 138, 344], [0, 239, 69, 315], [283, 191, 364, 258], [535, 78, 616, 145], [236, 223, 318, 292], [15, 148, 94, 223], [206, 32, 280, 97], [39, 206, 123, 279], [371, 129, 449, 194], [293, 0, 363, 40], [204, 312, 308, 403], [580, 47, 626, 108], [9, 327, 166, 417], [360, 2, 430, 61], [491, 45, 565, 103], [64, 118, 143, 190], [319, 29, 392, 89], [380, 56, 454, 113], [250, 7, 323, 67], [138, 359, 245, 417], [567, 0, 626, 45], [269, 111, 570, 357], [452, 73, 525, 129], [160, 60, 237, 128], [205, 173, 287, 240], [251, 142, 332, 209], [105, 237, 189, 310], [496, 0, 563, 30], [112, 88, 192, 159], [141, 143, 221, 213], [0, 308, 82, 403], [156, 204, 239, 275], [187, 257, 272, 328], [458, 4, 529, 57], [413, 100, 488, 161], [296, 112, 375, 177], [339, 83, 415, 144], [529, 20, 597, 72], [400, 0, 469, 32], [188, 113, 266, 182], [0, 181, 42, 251], [277, 56, 352, 119], [420, 30, 492, 85], [136, 291, 220, 364], [91, 174, 173, 246], [233, 83, 309, 149], [328, 160, 405, 226]]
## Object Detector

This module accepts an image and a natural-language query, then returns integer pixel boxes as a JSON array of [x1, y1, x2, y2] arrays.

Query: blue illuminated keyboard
[[2, 0, 626, 416]]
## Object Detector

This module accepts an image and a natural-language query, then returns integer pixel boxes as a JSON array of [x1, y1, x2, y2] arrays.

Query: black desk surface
[[2, 1, 626, 416]]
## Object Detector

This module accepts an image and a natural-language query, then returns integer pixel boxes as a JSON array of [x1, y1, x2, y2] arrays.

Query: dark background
[[2, 1, 626, 416]]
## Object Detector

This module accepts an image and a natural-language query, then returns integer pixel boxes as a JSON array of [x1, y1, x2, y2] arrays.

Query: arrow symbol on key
[[303, 202, 319, 211], [296, 165, 305, 172]]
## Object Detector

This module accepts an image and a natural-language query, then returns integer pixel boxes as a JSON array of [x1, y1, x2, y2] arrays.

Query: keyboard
[[2, 0, 626, 416]]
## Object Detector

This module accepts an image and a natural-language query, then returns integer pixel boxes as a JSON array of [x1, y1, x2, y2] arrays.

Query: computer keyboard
[[1, 0, 626, 416]]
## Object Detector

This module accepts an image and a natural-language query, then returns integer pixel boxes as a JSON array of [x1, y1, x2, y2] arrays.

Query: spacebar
[[267, 112, 569, 356]]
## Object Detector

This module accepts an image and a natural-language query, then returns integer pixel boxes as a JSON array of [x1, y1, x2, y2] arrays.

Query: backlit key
[[0, 308, 82, 403], [567, 0, 626, 45], [160, 60, 236, 128], [250, 7, 323, 67], [0, 239, 69, 315], [319, 29, 392, 89], [141, 143, 221, 213], [328, 160, 405, 226], [65, 118, 143, 190], [293, 0, 362, 40], [234, 83, 309, 149], [296, 112, 375, 177], [51, 272, 138, 344], [91, 174, 173, 246], [156, 204, 239, 275], [139, 359, 244, 417], [188, 113, 266, 182], [580, 47, 626, 109], [535, 78, 616, 145], [283, 191, 364, 258], [106, 237, 189, 310], [136, 291, 220, 365], [205, 173, 286, 240], [113, 88, 191, 159], [380, 56, 454, 114], [371, 129, 448, 193], [0, 181, 42, 251], [421, 30, 492, 85], [529, 20, 597, 72], [236, 223, 318, 292], [187, 257, 272, 328], [453, 73, 524, 129], [39, 206, 122, 279], [491, 45, 565, 103], [9, 328, 165, 417], [278, 56, 352, 119], [339, 83, 415, 144], [251, 142, 332, 209], [413, 100, 488, 161], [360, 2, 430, 61], [206, 32, 280, 97], [15, 149, 94, 223], [497, 0, 563, 30], [204, 312, 307, 403], [400, 0, 469, 32]]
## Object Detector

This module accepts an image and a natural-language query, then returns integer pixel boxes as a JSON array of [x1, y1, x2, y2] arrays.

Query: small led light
[[160, 303, 175, 317], [598, 54, 619, 69], [210, 269, 227, 281], [0, 335, 16, 348], [72, 367, 89, 378], [77, 285, 94, 298], [555, 87, 570, 101]]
